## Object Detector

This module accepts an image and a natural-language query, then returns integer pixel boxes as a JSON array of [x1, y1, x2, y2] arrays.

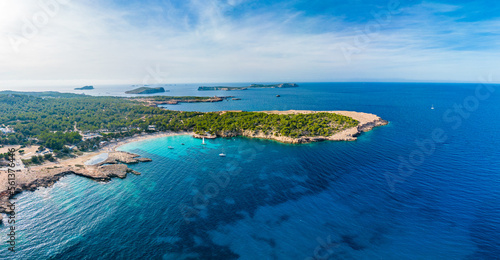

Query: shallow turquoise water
[[84, 153, 109, 166], [1, 83, 499, 259]]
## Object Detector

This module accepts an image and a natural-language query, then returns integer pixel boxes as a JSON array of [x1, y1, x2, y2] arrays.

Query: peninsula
[[198, 83, 298, 91], [191, 110, 387, 143], [126, 87, 167, 94], [75, 86, 94, 90]]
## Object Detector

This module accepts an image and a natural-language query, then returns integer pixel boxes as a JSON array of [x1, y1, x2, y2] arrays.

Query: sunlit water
[[1, 83, 499, 259]]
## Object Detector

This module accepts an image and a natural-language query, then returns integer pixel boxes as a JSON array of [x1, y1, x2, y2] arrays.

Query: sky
[[1, 0, 500, 87]]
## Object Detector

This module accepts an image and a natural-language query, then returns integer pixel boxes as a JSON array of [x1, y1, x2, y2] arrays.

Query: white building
[[0, 127, 15, 134], [82, 133, 102, 141]]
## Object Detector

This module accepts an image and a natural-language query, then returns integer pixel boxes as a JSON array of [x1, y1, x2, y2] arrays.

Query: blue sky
[[1, 0, 499, 86]]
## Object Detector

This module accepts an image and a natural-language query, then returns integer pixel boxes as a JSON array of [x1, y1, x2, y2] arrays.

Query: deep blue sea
[[1, 83, 499, 259]]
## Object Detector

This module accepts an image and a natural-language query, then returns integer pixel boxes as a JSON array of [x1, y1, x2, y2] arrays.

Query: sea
[[1, 82, 499, 259]]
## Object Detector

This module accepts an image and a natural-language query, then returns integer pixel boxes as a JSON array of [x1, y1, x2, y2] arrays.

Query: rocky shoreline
[[0, 151, 151, 218]]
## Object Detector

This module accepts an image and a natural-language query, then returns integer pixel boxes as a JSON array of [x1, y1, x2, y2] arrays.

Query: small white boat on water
[[168, 146, 174, 149], [431, 104, 435, 110], [202, 137, 206, 145], [219, 153, 226, 157]]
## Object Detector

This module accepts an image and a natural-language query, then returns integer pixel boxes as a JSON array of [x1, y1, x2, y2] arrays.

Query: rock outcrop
[[0, 152, 151, 215], [100, 151, 152, 165]]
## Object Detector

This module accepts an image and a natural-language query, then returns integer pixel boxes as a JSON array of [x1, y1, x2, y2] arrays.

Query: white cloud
[[0, 0, 499, 88]]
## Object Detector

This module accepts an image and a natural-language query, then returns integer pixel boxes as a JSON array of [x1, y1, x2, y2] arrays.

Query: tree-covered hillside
[[190, 112, 358, 138]]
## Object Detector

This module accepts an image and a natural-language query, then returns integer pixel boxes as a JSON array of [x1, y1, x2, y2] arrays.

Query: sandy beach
[[111, 131, 194, 151]]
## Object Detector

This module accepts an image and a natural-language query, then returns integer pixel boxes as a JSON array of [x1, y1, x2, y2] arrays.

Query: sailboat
[[202, 137, 206, 145]]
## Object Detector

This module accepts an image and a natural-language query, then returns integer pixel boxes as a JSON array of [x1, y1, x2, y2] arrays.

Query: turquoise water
[[84, 153, 109, 166], [1, 83, 499, 259]]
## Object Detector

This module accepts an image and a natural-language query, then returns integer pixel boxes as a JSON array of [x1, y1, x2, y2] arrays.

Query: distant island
[[126, 87, 167, 94], [0, 91, 387, 150], [198, 83, 298, 91], [75, 86, 94, 90], [131, 96, 237, 106]]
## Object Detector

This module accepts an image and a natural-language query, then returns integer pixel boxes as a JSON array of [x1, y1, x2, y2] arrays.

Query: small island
[[75, 86, 94, 90], [0, 151, 153, 216], [198, 83, 298, 91], [131, 96, 236, 106], [126, 87, 167, 94]]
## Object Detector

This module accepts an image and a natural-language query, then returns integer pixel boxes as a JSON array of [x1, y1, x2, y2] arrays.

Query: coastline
[[0, 111, 387, 219], [110, 131, 194, 151], [0, 131, 192, 217]]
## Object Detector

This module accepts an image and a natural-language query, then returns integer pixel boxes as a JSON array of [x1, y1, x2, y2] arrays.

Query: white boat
[[202, 137, 206, 145], [431, 104, 435, 110], [219, 153, 226, 157], [168, 146, 174, 149]]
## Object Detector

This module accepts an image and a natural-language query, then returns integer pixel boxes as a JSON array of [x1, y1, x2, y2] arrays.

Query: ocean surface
[[1, 83, 499, 259]]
